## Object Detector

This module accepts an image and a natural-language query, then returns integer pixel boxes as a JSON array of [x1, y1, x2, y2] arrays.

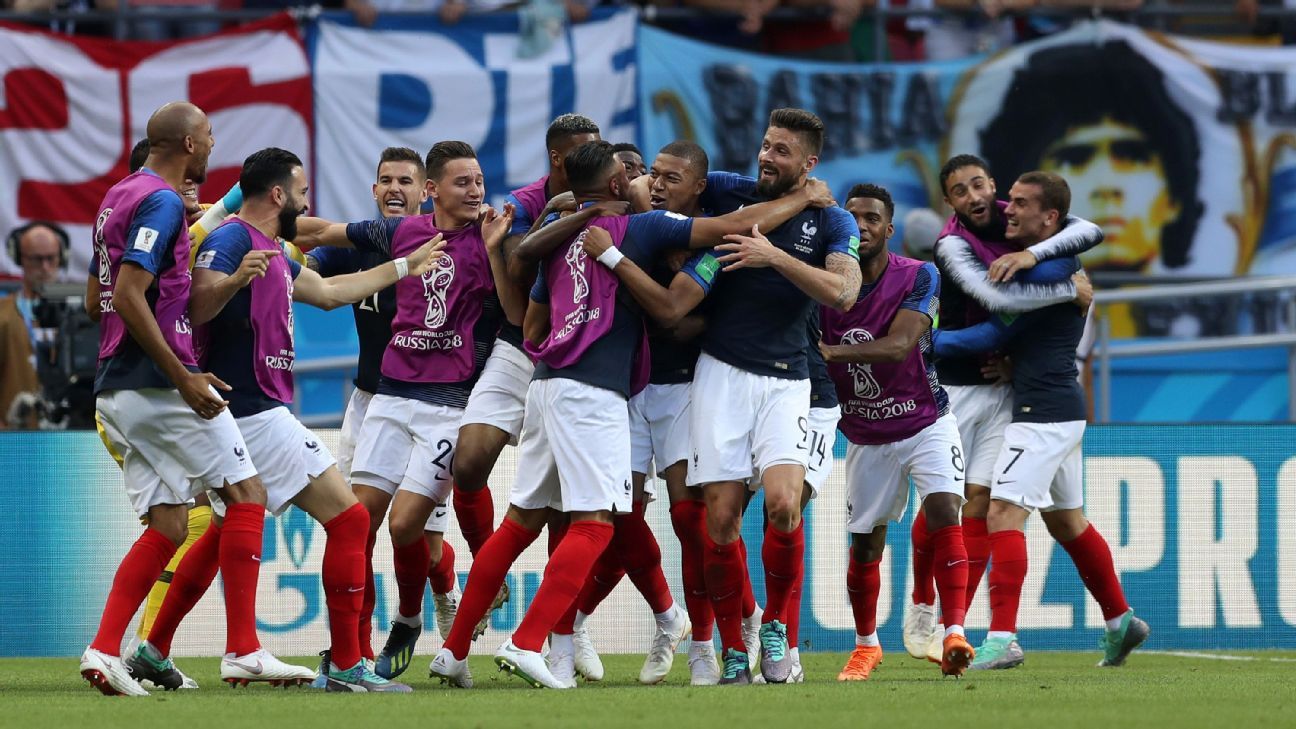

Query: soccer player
[[902, 154, 1101, 661], [687, 108, 861, 684], [612, 142, 647, 180], [296, 141, 519, 683], [131, 147, 445, 693], [305, 147, 461, 676], [429, 139, 831, 690], [931, 171, 1149, 670], [80, 102, 272, 697], [817, 184, 974, 681]]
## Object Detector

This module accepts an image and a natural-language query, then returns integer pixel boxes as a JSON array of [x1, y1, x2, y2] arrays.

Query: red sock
[[445, 518, 539, 659], [322, 504, 367, 669], [616, 505, 673, 614], [429, 540, 457, 595], [574, 543, 622, 618], [359, 529, 378, 660], [148, 523, 221, 656], [513, 520, 613, 652], [738, 538, 756, 618], [220, 503, 265, 656], [963, 517, 990, 610], [910, 510, 936, 605], [988, 530, 1028, 633], [704, 533, 747, 653], [453, 485, 495, 556], [670, 500, 714, 641], [931, 525, 969, 628], [91, 529, 176, 655], [761, 523, 804, 624], [1060, 524, 1130, 621], [786, 565, 804, 648], [392, 537, 431, 619], [846, 555, 882, 637]]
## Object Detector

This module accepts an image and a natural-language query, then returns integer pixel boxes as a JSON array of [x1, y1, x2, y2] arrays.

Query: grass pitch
[[7, 651, 1293, 728]]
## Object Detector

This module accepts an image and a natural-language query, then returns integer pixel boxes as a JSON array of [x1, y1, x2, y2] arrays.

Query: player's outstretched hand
[[482, 203, 516, 252], [581, 226, 613, 258], [804, 178, 837, 209], [1072, 271, 1093, 311], [717, 225, 786, 270], [406, 234, 447, 277], [233, 249, 280, 287], [628, 174, 653, 213], [180, 371, 231, 420], [547, 191, 578, 213], [987, 250, 1037, 282]]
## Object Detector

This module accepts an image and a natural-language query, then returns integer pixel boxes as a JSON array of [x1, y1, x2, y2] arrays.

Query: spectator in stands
[[125, 0, 222, 40], [1237, 0, 1296, 43], [0, 222, 68, 428], [1014, 0, 1143, 42]]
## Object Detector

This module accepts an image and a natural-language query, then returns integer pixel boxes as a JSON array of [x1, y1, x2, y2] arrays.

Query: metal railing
[[1093, 276, 1296, 423]]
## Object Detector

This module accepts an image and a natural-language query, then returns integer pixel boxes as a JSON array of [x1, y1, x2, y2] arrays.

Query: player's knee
[[765, 496, 801, 532], [1043, 509, 1088, 543], [388, 510, 426, 546], [451, 448, 490, 492], [706, 507, 742, 544], [963, 485, 991, 518], [850, 532, 886, 563], [987, 499, 1026, 532], [223, 476, 267, 506], [923, 493, 961, 529]]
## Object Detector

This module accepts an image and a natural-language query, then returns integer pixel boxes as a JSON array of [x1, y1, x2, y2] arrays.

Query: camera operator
[[1, 221, 69, 429]]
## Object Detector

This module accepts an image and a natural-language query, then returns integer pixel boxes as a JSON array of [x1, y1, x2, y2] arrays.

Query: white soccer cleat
[[494, 639, 570, 689], [572, 624, 604, 682], [741, 605, 763, 672], [547, 634, 578, 688], [434, 587, 461, 641], [926, 626, 945, 663], [641, 604, 691, 685], [789, 647, 805, 683], [688, 641, 720, 686], [428, 648, 473, 689], [80, 648, 149, 697], [903, 603, 937, 659], [220, 649, 316, 687]]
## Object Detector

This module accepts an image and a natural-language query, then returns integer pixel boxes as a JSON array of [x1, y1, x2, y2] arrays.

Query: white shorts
[[510, 378, 633, 514], [748, 405, 840, 498], [689, 353, 810, 486], [945, 383, 1012, 487], [460, 339, 533, 445], [990, 421, 1086, 512], [426, 501, 450, 533], [95, 388, 258, 518], [336, 388, 373, 480], [843, 413, 966, 533], [206, 407, 335, 517], [351, 394, 463, 504], [629, 382, 691, 479]]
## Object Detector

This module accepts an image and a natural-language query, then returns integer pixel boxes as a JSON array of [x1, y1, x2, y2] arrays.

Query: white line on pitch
[[1149, 651, 1296, 663]]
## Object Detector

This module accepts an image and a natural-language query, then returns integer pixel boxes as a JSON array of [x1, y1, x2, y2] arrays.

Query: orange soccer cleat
[[940, 633, 975, 677], [837, 645, 883, 681]]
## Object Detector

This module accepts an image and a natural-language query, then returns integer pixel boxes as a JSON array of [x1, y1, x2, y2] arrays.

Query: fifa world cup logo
[[566, 236, 589, 304], [842, 328, 882, 400], [285, 269, 296, 348], [422, 253, 456, 329], [94, 208, 113, 286]]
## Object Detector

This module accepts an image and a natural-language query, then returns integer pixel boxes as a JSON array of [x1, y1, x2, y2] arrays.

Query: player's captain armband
[[133, 227, 160, 253]]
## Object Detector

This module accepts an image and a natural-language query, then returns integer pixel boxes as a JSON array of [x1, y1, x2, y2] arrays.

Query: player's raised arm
[[480, 204, 526, 325], [292, 216, 354, 250], [581, 225, 712, 328], [293, 235, 445, 310], [684, 177, 836, 249], [986, 215, 1105, 282], [935, 235, 1083, 313], [508, 200, 629, 283]]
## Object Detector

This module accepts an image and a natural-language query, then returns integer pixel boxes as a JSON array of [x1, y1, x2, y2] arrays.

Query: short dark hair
[[377, 146, 426, 179], [658, 140, 709, 178], [425, 141, 477, 181], [846, 183, 895, 222], [564, 140, 618, 195], [240, 147, 303, 198], [768, 108, 824, 157], [939, 154, 991, 195], [545, 113, 601, 150], [611, 142, 642, 157], [129, 139, 150, 173], [1016, 171, 1071, 218]]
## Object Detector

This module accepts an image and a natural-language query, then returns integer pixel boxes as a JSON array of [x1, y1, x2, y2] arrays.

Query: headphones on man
[[6, 221, 71, 269]]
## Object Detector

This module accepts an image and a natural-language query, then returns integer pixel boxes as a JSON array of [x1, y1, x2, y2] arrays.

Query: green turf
[[12, 651, 1295, 728]]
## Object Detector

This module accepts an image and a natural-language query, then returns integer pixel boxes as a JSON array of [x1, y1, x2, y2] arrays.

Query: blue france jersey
[[307, 245, 396, 395], [698, 172, 859, 379]]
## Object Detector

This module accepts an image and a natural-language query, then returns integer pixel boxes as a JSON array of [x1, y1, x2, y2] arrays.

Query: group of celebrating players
[[77, 98, 1150, 696]]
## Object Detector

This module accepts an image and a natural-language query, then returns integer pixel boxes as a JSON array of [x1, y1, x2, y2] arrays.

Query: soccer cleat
[[473, 583, 511, 641], [375, 620, 421, 679], [428, 648, 474, 689], [494, 639, 569, 689], [941, 633, 975, 677], [926, 626, 945, 663], [688, 641, 720, 686], [758, 620, 792, 684], [572, 624, 604, 682], [640, 605, 691, 685], [718, 648, 752, 685], [325, 660, 413, 693], [125, 640, 185, 691], [80, 648, 149, 697], [309, 649, 331, 690], [903, 603, 937, 659], [741, 605, 763, 672], [789, 651, 805, 684], [434, 588, 461, 641], [837, 645, 883, 681], [547, 634, 577, 688], [1098, 611, 1150, 667], [969, 635, 1025, 671], [220, 649, 316, 686]]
